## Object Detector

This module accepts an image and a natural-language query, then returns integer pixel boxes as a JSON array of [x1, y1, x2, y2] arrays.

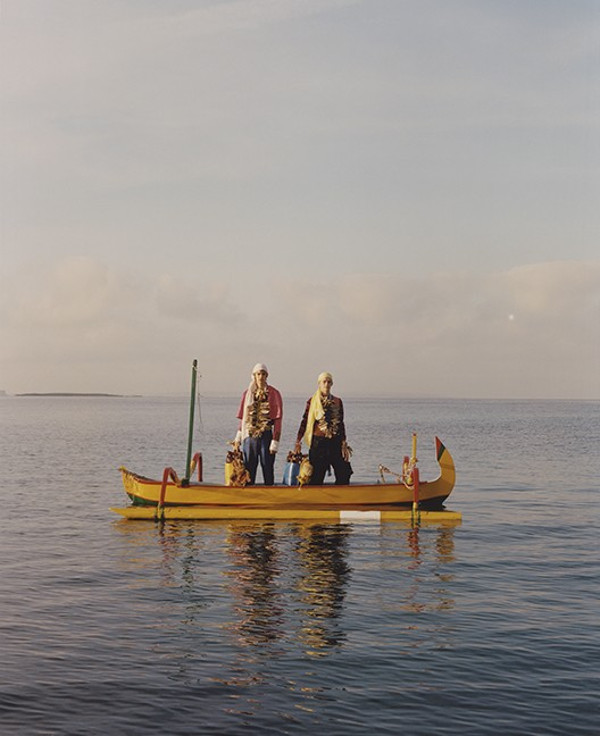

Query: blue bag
[[282, 461, 300, 486]]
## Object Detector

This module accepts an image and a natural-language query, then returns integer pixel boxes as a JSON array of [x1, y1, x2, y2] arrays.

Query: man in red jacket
[[234, 363, 283, 485]]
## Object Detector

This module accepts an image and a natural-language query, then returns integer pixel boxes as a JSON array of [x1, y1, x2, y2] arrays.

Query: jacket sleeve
[[338, 398, 346, 442], [296, 398, 311, 444], [236, 390, 247, 431], [270, 387, 283, 442]]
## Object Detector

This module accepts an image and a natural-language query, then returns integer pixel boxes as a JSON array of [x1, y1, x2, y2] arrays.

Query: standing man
[[234, 363, 283, 485], [294, 371, 352, 485]]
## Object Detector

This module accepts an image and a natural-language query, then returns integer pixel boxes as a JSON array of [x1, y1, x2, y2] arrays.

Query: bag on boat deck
[[282, 450, 303, 486], [297, 457, 313, 487], [225, 447, 250, 487], [282, 462, 300, 486], [225, 453, 234, 485]]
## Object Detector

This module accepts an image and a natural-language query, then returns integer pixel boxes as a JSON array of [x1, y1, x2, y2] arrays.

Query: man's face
[[255, 370, 268, 388], [319, 376, 333, 395]]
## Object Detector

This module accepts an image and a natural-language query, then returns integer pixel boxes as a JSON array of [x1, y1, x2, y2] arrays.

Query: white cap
[[252, 363, 268, 375]]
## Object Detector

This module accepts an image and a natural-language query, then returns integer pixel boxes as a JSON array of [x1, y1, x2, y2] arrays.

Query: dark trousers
[[309, 435, 352, 485], [243, 430, 275, 485]]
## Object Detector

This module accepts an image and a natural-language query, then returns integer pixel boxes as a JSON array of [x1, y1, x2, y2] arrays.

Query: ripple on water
[[1, 397, 599, 734]]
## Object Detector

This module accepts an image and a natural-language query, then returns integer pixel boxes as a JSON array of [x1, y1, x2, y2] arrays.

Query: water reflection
[[113, 518, 459, 720], [292, 524, 351, 655], [224, 524, 285, 647], [376, 524, 457, 616], [407, 527, 421, 568], [221, 522, 351, 655], [114, 519, 458, 653], [435, 526, 457, 566]]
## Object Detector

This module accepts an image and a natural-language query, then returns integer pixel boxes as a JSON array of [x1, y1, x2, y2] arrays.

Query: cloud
[[1, 0, 361, 98], [157, 0, 361, 35], [155, 274, 243, 326], [275, 262, 599, 338], [12, 257, 118, 327], [269, 260, 600, 398], [1, 3, 598, 398], [5, 256, 596, 397], [0, 256, 249, 392], [3, 0, 597, 279]]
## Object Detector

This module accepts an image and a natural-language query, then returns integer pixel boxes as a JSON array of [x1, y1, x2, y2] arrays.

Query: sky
[[1, 0, 599, 399]]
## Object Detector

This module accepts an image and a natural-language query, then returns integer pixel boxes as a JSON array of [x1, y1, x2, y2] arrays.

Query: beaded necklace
[[317, 394, 341, 439], [247, 387, 271, 438]]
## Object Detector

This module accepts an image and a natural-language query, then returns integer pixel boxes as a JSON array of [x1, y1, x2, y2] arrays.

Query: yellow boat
[[111, 505, 461, 524], [111, 436, 459, 522]]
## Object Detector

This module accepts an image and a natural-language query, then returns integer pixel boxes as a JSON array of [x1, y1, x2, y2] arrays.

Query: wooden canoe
[[113, 436, 456, 514]]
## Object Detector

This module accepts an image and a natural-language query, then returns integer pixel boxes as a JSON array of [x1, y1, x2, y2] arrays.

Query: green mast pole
[[183, 359, 198, 485]]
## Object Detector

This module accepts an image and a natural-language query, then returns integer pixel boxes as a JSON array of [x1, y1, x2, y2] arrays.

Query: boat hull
[[118, 437, 456, 511], [110, 505, 461, 524]]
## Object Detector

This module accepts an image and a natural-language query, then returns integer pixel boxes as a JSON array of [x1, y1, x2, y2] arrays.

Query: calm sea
[[0, 396, 598, 735]]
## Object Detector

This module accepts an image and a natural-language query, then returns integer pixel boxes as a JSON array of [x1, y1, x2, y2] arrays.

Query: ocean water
[[0, 395, 598, 735]]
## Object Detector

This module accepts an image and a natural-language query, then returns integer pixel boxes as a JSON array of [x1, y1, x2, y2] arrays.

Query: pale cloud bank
[[1, 1, 598, 399], [1, 256, 598, 399]]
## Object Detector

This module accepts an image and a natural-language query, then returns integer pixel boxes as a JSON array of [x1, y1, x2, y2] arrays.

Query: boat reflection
[[222, 522, 350, 655], [114, 518, 458, 655], [291, 523, 351, 655], [224, 524, 285, 647], [376, 524, 457, 616]]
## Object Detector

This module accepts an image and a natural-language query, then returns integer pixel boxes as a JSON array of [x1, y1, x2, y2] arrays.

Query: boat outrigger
[[110, 361, 461, 524]]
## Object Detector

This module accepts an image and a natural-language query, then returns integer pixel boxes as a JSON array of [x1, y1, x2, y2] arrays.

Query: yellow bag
[[225, 453, 234, 485], [225, 448, 250, 487], [297, 457, 313, 487]]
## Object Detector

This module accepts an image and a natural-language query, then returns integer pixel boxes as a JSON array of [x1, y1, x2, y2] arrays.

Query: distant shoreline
[[14, 393, 142, 398]]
